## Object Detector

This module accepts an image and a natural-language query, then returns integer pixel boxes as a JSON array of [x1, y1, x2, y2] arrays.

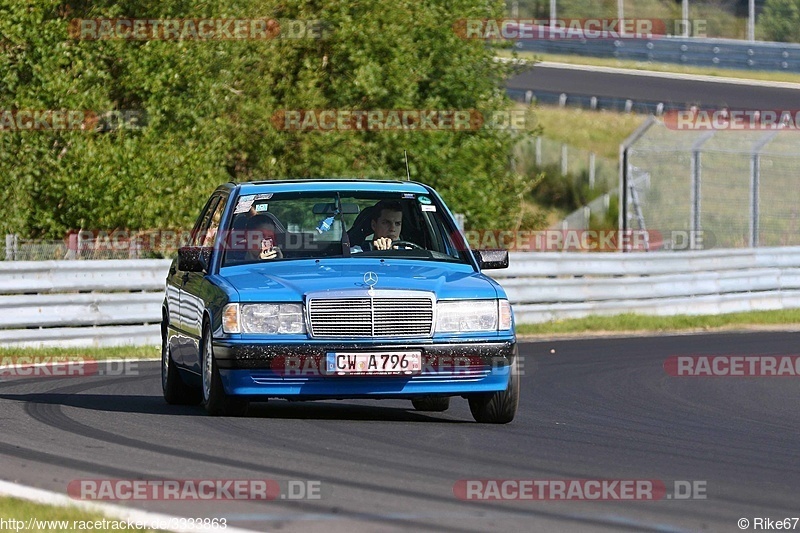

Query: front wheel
[[201, 324, 248, 416], [468, 357, 519, 424]]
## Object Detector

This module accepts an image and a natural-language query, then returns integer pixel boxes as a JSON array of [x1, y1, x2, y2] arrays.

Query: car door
[[179, 194, 228, 374], [173, 194, 222, 370]]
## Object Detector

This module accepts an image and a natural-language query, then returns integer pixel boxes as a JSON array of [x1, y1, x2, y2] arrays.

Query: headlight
[[221, 303, 306, 334], [436, 300, 499, 333]]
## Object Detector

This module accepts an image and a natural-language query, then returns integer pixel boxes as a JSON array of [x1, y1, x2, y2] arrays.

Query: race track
[[1, 332, 798, 532], [507, 63, 800, 109]]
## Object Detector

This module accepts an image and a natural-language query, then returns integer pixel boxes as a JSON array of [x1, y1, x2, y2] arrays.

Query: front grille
[[308, 294, 434, 338]]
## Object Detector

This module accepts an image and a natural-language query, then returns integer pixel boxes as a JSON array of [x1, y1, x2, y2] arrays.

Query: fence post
[[535, 137, 542, 166], [750, 131, 778, 248], [561, 144, 568, 176], [5, 234, 18, 261], [750, 153, 759, 248], [690, 132, 715, 250], [690, 149, 701, 246], [589, 152, 596, 188]]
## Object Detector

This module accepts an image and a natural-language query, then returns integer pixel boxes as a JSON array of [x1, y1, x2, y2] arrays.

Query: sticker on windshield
[[234, 202, 253, 214], [421, 204, 436, 212], [234, 195, 256, 214], [255, 203, 269, 212], [418, 195, 432, 205], [401, 193, 415, 199], [254, 193, 273, 200]]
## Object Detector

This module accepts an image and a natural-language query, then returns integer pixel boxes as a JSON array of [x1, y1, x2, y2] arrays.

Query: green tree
[[758, 0, 800, 42], [0, 0, 533, 238]]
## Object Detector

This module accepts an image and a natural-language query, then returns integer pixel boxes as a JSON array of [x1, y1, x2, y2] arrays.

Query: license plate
[[326, 351, 422, 376]]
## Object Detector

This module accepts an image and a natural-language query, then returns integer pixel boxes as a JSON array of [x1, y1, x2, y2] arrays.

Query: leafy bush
[[0, 0, 531, 237], [758, 0, 800, 42], [528, 163, 603, 211]]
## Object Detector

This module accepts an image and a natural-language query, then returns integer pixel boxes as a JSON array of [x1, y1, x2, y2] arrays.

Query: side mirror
[[473, 249, 509, 270], [178, 246, 212, 273]]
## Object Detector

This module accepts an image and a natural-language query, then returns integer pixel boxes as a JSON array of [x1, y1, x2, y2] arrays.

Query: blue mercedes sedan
[[161, 180, 518, 423]]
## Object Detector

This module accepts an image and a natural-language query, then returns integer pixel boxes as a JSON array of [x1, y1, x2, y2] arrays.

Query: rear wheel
[[162, 324, 201, 405], [201, 323, 248, 416], [411, 397, 451, 412], [468, 357, 519, 424]]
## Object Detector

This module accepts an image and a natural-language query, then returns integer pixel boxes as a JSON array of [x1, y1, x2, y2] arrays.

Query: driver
[[245, 215, 283, 260], [369, 200, 403, 250]]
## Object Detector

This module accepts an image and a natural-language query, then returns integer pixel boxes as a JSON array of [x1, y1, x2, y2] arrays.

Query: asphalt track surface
[[507, 63, 800, 109], [1, 332, 798, 532]]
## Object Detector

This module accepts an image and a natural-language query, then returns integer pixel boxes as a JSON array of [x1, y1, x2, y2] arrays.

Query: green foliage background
[[757, 0, 800, 42], [0, 0, 532, 238]]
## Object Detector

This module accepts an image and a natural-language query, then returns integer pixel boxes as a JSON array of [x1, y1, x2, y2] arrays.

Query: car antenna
[[404, 150, 411, 181]]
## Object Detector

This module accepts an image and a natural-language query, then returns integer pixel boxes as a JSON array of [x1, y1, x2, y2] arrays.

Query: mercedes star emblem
[[363, 271, 378, 288]]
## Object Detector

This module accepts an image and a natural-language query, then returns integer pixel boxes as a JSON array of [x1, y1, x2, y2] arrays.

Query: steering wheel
[[391, 240, 424, 250]]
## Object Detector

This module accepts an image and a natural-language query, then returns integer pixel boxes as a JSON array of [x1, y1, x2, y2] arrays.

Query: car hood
[[219, 258, 501, 302]]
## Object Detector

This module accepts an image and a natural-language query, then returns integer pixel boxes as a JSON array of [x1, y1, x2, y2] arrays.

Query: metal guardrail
[[0, 260, 168, 348], [492, 247, 800, 323], [515, 35, 800, 72], [2, 249, 799, 347]]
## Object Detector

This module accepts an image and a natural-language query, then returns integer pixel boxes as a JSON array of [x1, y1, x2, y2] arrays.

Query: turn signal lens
[[222, 303, 241, 334]]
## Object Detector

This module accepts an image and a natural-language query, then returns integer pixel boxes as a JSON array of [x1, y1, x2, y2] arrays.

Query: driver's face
[[372, 209, 402, 240]]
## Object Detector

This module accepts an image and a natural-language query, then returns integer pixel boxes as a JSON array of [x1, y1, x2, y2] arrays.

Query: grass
[[0, 345, 158, 362], [530, 106, 645, 160], [516, 309, 800, 336], [0, 497, 162, 533], [521, 104, 646, 160], [499, 50, 800, 85]]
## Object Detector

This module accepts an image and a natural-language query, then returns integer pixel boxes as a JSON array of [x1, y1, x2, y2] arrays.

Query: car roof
[[232, 179, 432, 196]]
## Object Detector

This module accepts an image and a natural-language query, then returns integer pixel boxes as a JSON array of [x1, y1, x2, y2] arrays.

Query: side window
[[201, 198, 227, 247], [190, 195, 225, 247]]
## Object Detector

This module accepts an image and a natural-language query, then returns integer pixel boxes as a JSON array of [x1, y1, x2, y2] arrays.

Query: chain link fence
[[515, 136, 618, 230], [622, 117, 800, 249]]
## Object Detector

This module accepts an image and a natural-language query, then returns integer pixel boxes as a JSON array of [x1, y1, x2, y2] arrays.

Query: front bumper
[[213, 340, 517, 399]]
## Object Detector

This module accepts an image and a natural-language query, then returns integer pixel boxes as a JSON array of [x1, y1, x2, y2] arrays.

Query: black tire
[[201, 323, 248, 417], [468, 357, 519, 424], [411, 396, 451, 412], [162, 324, 201, 405]]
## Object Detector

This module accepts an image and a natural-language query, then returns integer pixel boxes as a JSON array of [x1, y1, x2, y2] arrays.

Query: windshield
[[220, 190, 470, 266]]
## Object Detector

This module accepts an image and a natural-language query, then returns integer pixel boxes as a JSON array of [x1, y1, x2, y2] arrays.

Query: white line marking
[[0, 480, 259, 533]]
